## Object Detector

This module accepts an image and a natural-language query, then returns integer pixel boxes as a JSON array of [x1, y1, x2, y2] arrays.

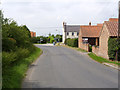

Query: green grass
[[2, 47, 43, 88], [88, 53, 120, 66], [62, 45, 87, 53], [76, 48, 87, 52]]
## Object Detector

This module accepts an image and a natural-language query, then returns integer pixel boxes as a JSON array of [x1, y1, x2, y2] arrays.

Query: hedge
[[65, 38, 78, 47], [108, 38, 120, 61]]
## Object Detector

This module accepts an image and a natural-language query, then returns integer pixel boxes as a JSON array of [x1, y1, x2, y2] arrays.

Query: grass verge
[[76, 48, 87, 52], [88, 52, 120, 66], [2, 47, 43, 88], [60, 44, 87, 53]]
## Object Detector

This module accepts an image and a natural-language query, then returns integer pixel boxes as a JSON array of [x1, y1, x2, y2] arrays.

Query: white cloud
[[1, 0, 119, 36]]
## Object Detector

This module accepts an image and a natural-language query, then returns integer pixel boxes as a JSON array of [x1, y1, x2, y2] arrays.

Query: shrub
[[2, 38, 16, 52], [65, 38, 78, 47], [15, 48, 30, 61], [27, 44, 36, 54], [2, 48, 30, 69], [108, 38, 120, 60], [89, 45, 92, 52], [2, 51, 17, 68]]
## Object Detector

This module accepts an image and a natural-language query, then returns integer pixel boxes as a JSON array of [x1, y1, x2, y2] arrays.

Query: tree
[[2, 18, 32, 51]]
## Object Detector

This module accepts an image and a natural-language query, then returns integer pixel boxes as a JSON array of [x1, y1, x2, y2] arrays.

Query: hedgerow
[[108, 38, 120, 60], [65, 38, 78, 47]]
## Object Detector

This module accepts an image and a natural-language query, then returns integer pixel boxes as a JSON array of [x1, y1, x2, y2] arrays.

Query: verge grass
[[88, 53, 120, 66], [60, 45, 87, 53], [2, 47, 42, 88]]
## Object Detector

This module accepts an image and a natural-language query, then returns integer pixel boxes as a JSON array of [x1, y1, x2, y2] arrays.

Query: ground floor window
[[82, 38, 88, 44]]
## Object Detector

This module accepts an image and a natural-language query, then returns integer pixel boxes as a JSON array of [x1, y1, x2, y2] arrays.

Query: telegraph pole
[[118, 1, 120, 40], [117, 1, 120, 61]]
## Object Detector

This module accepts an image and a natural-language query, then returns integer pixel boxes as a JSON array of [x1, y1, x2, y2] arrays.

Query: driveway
[[22, 44, 118, 88]]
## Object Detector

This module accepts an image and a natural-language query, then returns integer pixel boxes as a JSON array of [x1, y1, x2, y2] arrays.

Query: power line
[[33, 27, 63, 29]]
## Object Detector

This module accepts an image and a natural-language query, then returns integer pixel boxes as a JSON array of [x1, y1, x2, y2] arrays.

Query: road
[[22, 44, 118, 88]]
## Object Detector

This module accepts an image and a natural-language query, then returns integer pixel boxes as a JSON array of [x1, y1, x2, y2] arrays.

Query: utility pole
[[117, 1, 120, 61], [118, 1, 120, 40]]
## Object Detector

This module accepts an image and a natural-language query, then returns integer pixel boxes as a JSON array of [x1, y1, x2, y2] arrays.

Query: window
[[67, 32, 69, 35], [72, 32, 74, 36], [77, 32, 79, 36], [82, 38, 88, 44]]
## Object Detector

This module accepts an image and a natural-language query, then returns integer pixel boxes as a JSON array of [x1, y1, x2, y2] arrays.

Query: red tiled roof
[[109, 18, 118, 22], [105, 21, 118, 36], [80, 24, 103, 37]]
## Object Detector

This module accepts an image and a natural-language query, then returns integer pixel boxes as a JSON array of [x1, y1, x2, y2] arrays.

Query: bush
[[89, 45, 92, 52], [2, 48, 30, 69], [27, 44, 36, 53], [2, 38, 16, 52], [65, 38, 78, 47], [15, 48, 30, 61], [2, 51, 17, 68], [108, 38, 120, 60]]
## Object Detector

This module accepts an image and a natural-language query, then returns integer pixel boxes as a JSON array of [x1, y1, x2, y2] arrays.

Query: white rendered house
[[62, 22, 80, 43]]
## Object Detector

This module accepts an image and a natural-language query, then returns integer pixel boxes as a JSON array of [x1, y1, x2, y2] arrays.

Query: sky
[[1, 0, 119, 36]]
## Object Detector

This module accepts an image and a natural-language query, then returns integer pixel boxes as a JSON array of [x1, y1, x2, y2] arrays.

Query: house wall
[[80, 43, 89, 51], [78, 30, 89, 51], [30, 31, 36, 37], [78, 30, 82, 48], [92, 46, 99, 55], [62, 30, 78, 43], [67, 32, 78, 39], [62, 28, 65, 43], [99, 24, 109, 59]]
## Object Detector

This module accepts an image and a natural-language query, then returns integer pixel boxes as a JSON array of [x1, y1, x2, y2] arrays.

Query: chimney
[[63, 22, 66, 26], [89, 22, 91, 26], [63, 22, 67, 32]]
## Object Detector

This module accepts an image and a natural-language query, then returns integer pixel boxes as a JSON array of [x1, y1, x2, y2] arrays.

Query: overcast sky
[[1, 0, 119, 36]]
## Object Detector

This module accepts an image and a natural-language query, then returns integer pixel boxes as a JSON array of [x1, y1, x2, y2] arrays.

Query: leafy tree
[[2, 18, 32, 51]]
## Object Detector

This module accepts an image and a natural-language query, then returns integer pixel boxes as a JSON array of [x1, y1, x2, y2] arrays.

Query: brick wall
[[80, 43, 89, 51], [92, 46, 99, 55], [78, 30, 89, 51], [30, 31, 36, 37], [98, 24, 109, 59]]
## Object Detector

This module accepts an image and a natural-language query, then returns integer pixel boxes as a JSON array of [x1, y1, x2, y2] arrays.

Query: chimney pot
[[89, 22, 91, 26], [63, 22, 66, 26]]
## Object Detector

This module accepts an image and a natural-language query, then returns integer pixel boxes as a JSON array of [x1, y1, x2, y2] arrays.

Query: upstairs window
[[67, 32, 69, 35], [72, 32, 74, 36]]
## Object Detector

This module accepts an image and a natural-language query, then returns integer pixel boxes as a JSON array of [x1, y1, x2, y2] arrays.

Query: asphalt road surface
[[22, 44, 118, 88]]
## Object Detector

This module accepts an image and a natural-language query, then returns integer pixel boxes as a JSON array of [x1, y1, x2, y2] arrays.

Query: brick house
[[78, 22, 103, 51], [62, 22, 80, 43], [93, 18, 118, 59], [30, 31, 36, 37]]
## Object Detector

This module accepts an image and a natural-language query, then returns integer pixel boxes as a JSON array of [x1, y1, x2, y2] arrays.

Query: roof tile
[[105, 21, 118, 36], [80, 24, 103, 37]]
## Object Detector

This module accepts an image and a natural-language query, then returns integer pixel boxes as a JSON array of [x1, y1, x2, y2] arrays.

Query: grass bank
[[88, 53, 120, 66], [2, 47, 42, 88], [59, 44, 87, 53]]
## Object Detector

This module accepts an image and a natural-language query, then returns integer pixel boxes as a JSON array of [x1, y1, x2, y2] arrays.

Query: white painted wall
[[62, 30, 78, 43], [62, 28, 65, 43], [67, 32, 78, 39]]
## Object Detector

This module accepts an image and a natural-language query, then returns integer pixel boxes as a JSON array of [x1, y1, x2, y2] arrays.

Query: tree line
[[31, 34, 62, 44]]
